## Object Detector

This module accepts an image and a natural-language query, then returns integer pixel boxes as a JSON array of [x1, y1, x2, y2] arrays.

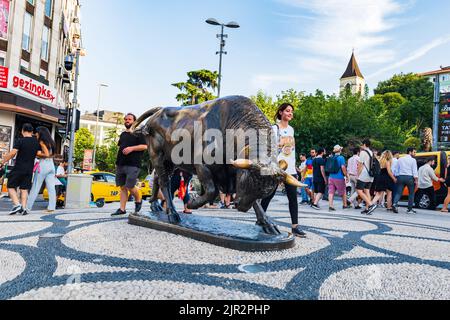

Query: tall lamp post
[[92, 83, 109, 170], [67, 49, 81, 175], [205, 18, 240, 98]]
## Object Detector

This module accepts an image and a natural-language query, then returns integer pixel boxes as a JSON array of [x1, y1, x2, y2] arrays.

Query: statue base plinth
[[128, 212, 296, 252]]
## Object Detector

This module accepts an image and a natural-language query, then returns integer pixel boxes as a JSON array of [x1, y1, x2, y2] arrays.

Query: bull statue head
[[230, 159, 308, 188]]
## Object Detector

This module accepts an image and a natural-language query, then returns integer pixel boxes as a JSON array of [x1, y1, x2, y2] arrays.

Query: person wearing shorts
[[328, 145, 350, 211], [357, 139, 377, 215], [112, 113, 148, 217], [0, 124, 40, 216]]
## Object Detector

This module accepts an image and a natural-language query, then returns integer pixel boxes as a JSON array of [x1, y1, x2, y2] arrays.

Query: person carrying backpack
[[328, 145, 350, 212], [356, 139, 378, 215]]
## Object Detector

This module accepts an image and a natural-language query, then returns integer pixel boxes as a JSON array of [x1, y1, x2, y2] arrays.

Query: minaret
[[340, 52, 365, 95]]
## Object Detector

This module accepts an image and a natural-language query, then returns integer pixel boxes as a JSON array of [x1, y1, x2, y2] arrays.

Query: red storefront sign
[[11, 74, 56, 103], [0, 65, 8, 88], [0, 66, 59, 107]]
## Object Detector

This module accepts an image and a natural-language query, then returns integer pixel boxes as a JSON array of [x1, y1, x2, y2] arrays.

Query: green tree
[[251, 90, 277, 122], [74, 128, 94, 168], [374, 73, 434, 131], [172, 70, 219, 106]]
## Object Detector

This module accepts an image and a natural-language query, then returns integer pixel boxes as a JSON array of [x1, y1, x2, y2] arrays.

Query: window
[[22, 12, 33, 51], [0, 57, 4, 66], [45, 0, 52, 17], [105, 175, 116, 184], [41, 26, 50, 61]]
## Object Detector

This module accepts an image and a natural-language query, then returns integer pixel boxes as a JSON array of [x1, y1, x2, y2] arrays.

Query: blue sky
[[78, 0, 450, 115]]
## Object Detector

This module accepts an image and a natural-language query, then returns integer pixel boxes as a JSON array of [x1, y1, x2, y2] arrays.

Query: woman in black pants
[[261, 103, 306, 238]]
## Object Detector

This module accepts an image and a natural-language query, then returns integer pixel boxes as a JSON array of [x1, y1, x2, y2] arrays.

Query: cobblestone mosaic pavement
[[1, 195, 449, 300]]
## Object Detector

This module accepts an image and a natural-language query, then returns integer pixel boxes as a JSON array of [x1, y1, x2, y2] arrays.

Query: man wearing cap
[[328, 145, 350, 212]]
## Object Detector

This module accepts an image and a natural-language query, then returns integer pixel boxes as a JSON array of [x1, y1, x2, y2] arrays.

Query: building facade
[[340, 52, 365, 95], [80, 111, 124, 147], [419, 66, 450, 94], [0, 0, 81, 159]]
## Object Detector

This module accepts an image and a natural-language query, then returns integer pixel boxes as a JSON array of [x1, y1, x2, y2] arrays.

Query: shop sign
[[0, 66, 59, 108], [83, 150, 93, 171], [0, 65, 7, 88]]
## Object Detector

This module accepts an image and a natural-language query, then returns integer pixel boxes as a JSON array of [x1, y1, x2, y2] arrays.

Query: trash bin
[[65, 174, 93, 209]]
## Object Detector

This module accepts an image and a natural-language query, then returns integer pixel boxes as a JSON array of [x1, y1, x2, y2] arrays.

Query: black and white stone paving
[[0, 195, 449, 300]]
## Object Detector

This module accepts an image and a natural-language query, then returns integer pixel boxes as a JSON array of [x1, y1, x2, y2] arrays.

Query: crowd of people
[[297, 143, 450, 215], [2, 106, 450, 232]]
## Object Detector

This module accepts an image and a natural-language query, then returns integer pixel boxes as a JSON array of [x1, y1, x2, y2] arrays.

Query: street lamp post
[[206, 18, 240, 98], [92, 84, 109, 170], [67, 49, 81, 175]]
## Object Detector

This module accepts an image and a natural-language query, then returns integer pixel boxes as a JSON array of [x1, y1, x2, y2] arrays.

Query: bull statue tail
[[132, 107, 164, 131]]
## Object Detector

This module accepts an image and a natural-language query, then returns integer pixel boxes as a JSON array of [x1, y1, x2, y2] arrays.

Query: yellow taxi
[[399, 151, 450, 210], [44, 171, 146, 207], [139, 178, 152, 200]]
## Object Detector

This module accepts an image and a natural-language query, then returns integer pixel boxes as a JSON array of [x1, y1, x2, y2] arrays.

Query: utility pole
[[433, 75, 441, 151], [67, 49, 80, 174], [206, 19, 240, 98], [92, 84, 108, 170], [217, 25, 226, 98]]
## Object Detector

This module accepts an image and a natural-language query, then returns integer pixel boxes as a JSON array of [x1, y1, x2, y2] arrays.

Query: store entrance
[[14, 115, 62, 154]]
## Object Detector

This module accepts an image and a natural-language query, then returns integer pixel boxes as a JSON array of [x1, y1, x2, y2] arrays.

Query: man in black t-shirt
[[112, 113, 148, 217], [0, 124, 40, 216]]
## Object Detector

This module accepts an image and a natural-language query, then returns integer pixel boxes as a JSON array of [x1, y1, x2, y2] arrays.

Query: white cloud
[[367, 35, 450, 78], [279, 0, 407, 63]]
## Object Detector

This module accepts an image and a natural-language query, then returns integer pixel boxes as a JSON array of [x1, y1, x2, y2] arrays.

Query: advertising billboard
[[0, 0, 9, 40]]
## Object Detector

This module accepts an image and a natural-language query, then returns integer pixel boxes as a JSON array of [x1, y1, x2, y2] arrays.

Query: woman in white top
[[261, 103, 306, 238]]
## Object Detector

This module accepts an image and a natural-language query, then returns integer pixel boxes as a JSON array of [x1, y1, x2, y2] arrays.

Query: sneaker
[[406, 209, 417, 215], [135, 202, 143, 214], [392, 206, 399, 214], [354, 205, 362, 210], [292, 227, 307, 238], [112, 209, 127, 217], [329, 207, 336, 212], [311, 204, 321, 211], [22, 209, 29, 216], [367, 204, 378, 215], [9, 205, 23, 216], [343, 206, 351, 210], [361, 209, 369, 215]]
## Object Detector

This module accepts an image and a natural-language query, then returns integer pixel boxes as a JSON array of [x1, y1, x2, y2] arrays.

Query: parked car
[[411, 151, 450, 210]]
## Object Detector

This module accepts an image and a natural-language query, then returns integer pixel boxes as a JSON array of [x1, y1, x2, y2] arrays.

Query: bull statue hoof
[[257, 220, 281, 236], [150, 202, 164, 213], [168, 211, 182, 224]]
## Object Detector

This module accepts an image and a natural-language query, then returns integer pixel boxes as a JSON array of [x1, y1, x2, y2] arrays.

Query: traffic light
[[57, 108, 80, 140], [58, 108, 69, 126]]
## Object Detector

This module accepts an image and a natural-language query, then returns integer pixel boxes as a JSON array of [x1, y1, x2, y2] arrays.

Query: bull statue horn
[[231, 159, 254, 169], [278, 160, 288, 171], [238, 145, 251, 159], [284, 173, 308, 188]]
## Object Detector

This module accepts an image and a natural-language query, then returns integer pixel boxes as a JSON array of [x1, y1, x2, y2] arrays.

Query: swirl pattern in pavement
[[0, 198, 449, 300]]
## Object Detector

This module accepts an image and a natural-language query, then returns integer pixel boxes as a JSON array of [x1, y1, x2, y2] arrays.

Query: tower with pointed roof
[[340, 52, 365, 95]]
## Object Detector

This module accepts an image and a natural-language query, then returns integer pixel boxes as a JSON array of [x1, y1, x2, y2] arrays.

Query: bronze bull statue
[[133, 96, 304, 235]]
